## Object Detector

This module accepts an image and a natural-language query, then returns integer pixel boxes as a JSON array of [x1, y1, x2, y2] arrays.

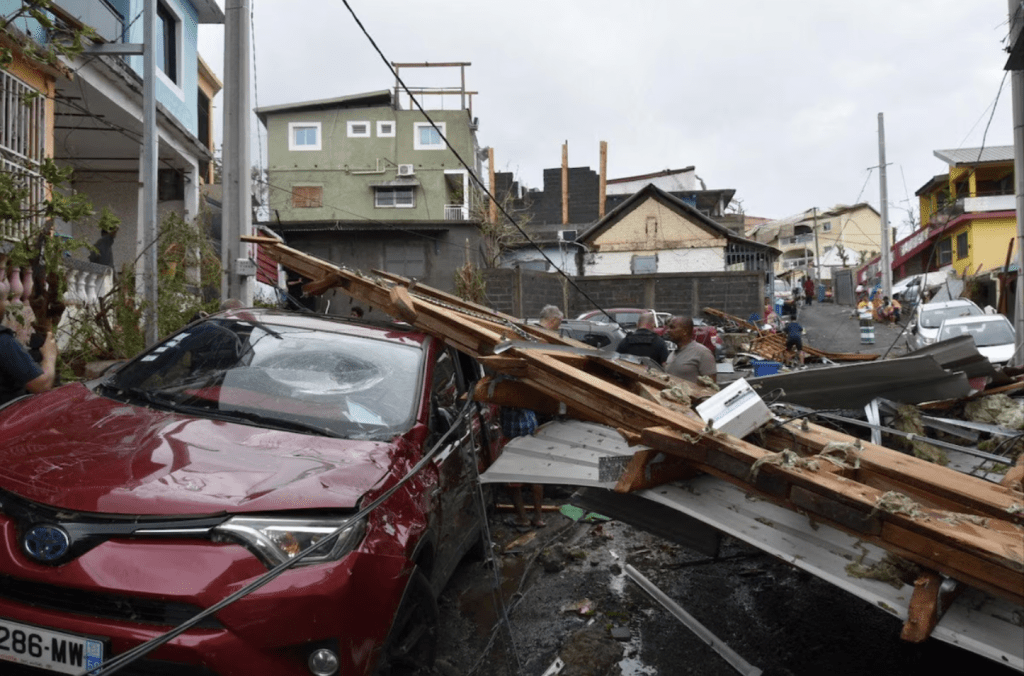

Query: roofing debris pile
[[247, 237, 1023, 658]]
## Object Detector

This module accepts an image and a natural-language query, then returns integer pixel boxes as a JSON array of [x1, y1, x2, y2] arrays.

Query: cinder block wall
[[481, 269, 764, 320]]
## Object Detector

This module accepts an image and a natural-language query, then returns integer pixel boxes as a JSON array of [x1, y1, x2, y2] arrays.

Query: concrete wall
[[284, 223, 483, 307], [266, 107, 478, 223], [481, 268, 764, 321]]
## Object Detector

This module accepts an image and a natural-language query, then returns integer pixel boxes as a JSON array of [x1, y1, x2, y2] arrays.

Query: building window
[[377, 121, 395, 137], [375, 187, 415, 208], [292, 186, 323, 208], [385, 241, 426, 277], [156, 1, 180, 84], [936, 238, 952, 266], [956, 231, 969, 259], [631, 254, 657, 274], [288, 122, 321, 151], [0, 69, 46, 238], [347, 121, 370, 138], [413, 122, 446, 150], [821, 221, 832, 232]]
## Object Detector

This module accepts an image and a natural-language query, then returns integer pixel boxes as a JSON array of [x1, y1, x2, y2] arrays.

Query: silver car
[[907, 299, 984, 350]]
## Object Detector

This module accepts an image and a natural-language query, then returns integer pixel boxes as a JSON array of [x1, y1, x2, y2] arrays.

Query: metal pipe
[[624, 564, 763, 676]]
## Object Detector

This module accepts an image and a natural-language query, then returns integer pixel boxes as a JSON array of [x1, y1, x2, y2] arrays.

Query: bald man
[[664, 315, 716, 384]]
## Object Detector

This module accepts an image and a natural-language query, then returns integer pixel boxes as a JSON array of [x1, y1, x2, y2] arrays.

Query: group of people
[[615, 311, 717, 385]]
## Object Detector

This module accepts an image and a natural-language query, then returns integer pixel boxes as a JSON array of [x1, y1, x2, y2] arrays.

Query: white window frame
[[413, 121, 446, 150], [821, 221, 832, 232], [375, 187, 416, 209], [347, 121, 370, 138], [288, 122, 322, 151], [154, 0, 184, 100], [377, 120, 395, 137]]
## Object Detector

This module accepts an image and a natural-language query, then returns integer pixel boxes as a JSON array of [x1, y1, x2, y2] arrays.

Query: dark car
[[576, 308, 724, 360], [0, 309, 500, 675]]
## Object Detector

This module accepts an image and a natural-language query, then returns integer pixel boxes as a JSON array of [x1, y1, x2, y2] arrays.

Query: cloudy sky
[[199, 0, 1017, 233]]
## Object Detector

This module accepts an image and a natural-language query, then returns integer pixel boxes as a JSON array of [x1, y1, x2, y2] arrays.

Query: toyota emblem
[[23, 524, 71, 563]]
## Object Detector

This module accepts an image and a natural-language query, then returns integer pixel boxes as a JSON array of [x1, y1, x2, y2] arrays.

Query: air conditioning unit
[[558, 229, 577, 242], [398, 164, 415, 176]]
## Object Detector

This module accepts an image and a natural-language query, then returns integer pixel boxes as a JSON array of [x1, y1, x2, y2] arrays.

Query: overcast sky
[[199, 0, 1017, 234]]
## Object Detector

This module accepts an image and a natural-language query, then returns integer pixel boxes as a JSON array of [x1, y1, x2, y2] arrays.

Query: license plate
[[0, 618, 103, 674]]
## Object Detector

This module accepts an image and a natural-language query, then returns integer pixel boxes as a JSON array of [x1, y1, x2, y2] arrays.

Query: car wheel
[[374, 570, 438, 676]]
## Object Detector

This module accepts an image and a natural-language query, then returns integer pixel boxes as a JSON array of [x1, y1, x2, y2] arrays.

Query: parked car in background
[[907, 299, 984, 350], [935, 314, 1016, 365], [556, 319, 629, 349], [0, 309, 499, 675], [574, 308, 723, 360]]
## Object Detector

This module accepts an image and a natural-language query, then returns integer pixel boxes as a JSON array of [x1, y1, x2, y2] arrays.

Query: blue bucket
[[752, 360, 781, 377]]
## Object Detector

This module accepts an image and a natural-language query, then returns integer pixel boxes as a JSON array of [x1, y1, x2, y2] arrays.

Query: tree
[[1, 0, 97, 71]]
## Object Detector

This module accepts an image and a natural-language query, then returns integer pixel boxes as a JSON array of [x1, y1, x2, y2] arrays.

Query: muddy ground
[[433, 500, 1020, 676]]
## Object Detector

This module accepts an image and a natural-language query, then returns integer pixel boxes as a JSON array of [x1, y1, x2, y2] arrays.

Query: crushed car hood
[[0, 384, 398, 515]]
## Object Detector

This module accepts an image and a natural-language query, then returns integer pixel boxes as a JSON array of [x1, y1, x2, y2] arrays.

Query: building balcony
[[781, 256, 814, 270], [444, 204, 468, 221], [778, 233, 814, 248], [962, 194, 1015, 213]]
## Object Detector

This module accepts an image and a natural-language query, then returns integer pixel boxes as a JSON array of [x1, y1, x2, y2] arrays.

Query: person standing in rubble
[[504, 304, 564, 530], [664, 315, 717, 384], [616, 310, 669, 366]]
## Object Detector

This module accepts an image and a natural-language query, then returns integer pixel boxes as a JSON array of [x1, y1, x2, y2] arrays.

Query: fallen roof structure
[[245, 236, 1024, 666], [483, 420, 1023, 669]]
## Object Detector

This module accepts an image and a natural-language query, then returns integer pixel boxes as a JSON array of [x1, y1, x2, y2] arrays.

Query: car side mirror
[[910, 323, 917, 334]]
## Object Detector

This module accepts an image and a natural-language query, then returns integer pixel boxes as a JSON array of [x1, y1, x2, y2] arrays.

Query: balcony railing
[[444, 204, 468, 221], [962, 194, 1015, 213], [782, 257, 813, 270], [779, 233, 814, 246]]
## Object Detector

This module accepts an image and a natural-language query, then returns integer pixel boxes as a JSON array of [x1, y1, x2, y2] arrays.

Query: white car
[[907, 299, 983, 350], [935, 314, 1016, 365]]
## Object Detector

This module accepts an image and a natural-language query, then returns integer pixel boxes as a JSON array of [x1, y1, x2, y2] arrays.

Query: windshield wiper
[[172, 405, 342, 438]]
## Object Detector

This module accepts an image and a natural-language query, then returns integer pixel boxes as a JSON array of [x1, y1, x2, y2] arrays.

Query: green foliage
[[2, 0, 99, 69], [58, 212, 222, 378]]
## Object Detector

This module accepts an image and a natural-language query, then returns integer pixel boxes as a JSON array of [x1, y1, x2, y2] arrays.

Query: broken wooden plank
[[900, 571, 962, 643]]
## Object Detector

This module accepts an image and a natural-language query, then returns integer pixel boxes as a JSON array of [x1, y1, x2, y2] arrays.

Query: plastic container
[[752, 360, 781, 377]]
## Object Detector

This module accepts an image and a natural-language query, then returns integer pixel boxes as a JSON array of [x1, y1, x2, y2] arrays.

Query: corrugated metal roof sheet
[[484, 421, 1023, 669], [933, 146, 1014, 166]]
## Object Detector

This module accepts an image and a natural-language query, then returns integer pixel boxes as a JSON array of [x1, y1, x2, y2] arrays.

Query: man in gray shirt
[[664, 316, 716, 384]]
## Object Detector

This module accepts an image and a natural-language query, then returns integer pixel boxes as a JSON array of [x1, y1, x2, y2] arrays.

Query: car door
[[425, 344, 482, 587]]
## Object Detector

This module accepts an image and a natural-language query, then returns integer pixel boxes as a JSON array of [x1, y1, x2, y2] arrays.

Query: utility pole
[[140, 0, 158, 346], [877, 113, 892, 301], [222, 0, 254, 305], [812, 206, 821, 280], [1009, 0, 1024, 365]]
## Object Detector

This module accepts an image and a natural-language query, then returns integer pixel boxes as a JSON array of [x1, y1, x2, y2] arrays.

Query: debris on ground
[[558, 624, 624, 676], [964, 393, 1024, 430]]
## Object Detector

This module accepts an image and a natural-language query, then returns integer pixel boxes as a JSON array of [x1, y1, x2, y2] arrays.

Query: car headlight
[[213, 516, 366, 568]]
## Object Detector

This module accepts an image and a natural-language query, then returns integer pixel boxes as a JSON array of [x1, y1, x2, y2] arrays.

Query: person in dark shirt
[[783, 318, 805, 366], [0, 291, 57, 405], [616, 311, 669, 366]]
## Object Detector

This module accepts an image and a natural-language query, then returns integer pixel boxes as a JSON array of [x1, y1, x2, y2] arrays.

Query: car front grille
[[0, 575, 222, 629]]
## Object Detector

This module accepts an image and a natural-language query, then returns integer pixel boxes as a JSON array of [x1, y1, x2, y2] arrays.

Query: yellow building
[[910, 146, 1015, 279]]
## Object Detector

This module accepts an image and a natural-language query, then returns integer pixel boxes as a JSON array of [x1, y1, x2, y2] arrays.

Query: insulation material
[[964, 394, 1024, 430]]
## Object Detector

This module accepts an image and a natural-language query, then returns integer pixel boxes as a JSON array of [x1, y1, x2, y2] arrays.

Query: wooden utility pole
[[599, 141, 607, 218], [488, 147, 497, 224], [562, 141, 569, 225]]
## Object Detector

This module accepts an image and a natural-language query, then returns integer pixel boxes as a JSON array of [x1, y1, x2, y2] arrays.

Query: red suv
[[576, 307, 724, 360], [0, 309, 499, 675]]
